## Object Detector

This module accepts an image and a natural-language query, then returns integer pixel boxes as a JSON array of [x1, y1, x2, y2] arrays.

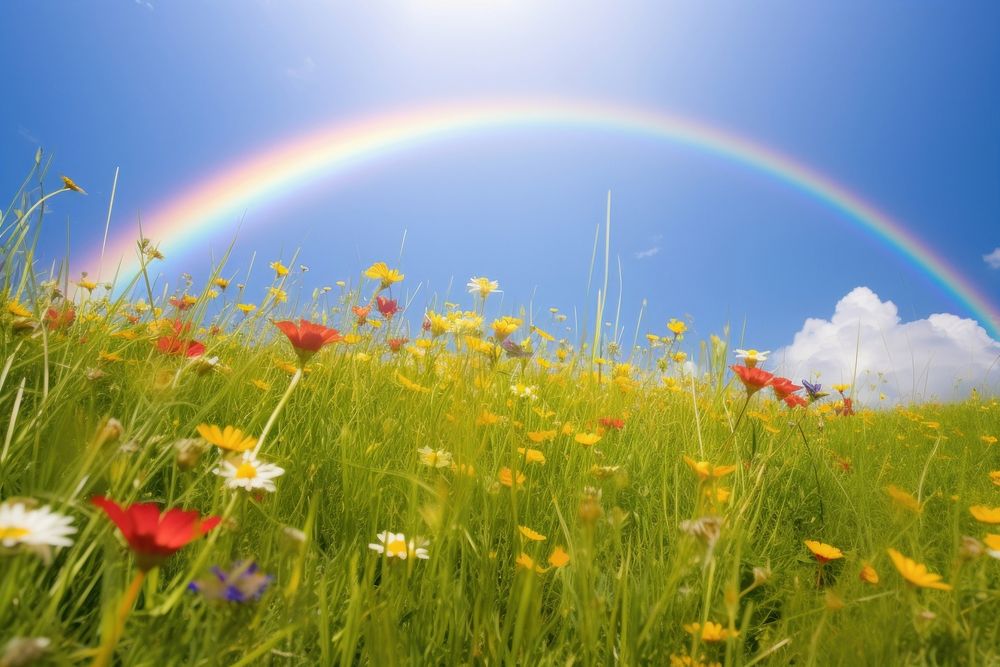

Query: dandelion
[[518, 526, 546, 541], [274, 319, 342, 364], [214, 452, 285, 493], [368, 532, 429, 560], [0, 501, 76, 561], [197, 424, 256, 453], [269, 260, 289, 277], [189, 561, 271, 602], [804, 540, 843, 564], [969, 505, 1000, 524], [886, 548, 952, 590], [467, 276, 501, 299], [734, 348, 769, 368], [417, 446, 453, 468], [364, 262, 404, 288]]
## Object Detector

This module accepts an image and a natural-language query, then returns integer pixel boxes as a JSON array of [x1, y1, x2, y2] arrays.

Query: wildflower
[[492, 316, 522, 341], [197, 424, 256, 453], [0, 637, 51, 667], [6, 300, 32, 318], [269, 260, 289, 277], [518, 526, 546, 541], [683, 456, 736, 481], [526, 429, 556, 443], [982, 435, 998, 445], [886, 548, 952, 590], [574, 432, 601, 446], [510, 383, 538, 400], [364, 262, 404, 288], [467, 276, 500, 299], [352, 305, 371, 325], [189, 560, 271, 602], [155, 328, 205, 358], [214, 452, 285, 493], [770, 377, 802, 401], [236, 303, 256, 314], [548, 546, 570, 568], [375, 295, 400, 319], [667, 318, 687, 336], [784, 394, 808, 408], [387, 337, 408, 352], [730, 364, 774, 395], [44, 305, 75, 330], [274, 319, 342, 364], [672, 351, 687, 364], [984, 534, 1000, 559], [368, 532, 429, 560], [417, 446, 453, 468], [91, 496, 220, 571], [498, 467, 525, 488], [169, 294, 197, 310], [515, 552, 546, 573], [885, 485, 922, 513], [0, 501, 76, 561], [590, 464, 621, 479], [804, 540, 843, 563], [860, 563, 879, 585], [683, 621, 737, 642], [959, 536, 983, 560], [518, 447, 546, 464], [831, 383, 850, 394], [969, 505, 1000, 524], [501, 338, 533, 359], [680, 516, 723, 549], [61, 175, 86, 193], [734, 349, 769, 368], [801, 379, 828, 402], [990, 470, 1000, 487], [174, 438, 208, 470], [268, 287, 287, 303], [212, 277, 230, 290]]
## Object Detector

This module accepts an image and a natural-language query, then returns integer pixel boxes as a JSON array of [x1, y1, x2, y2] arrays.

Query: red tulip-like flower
[[599, 416, 625, 430], [376, 296, 400, 319], [784, 393, 808, 409], [352, 305, 371, 325], [387, 337, 408, 352], [770, 377, 802, 401], [155, 321, 204, 357], [274, 319, 342, 364], [45, 305, 76, 331], [91, 496, 221, 571], [731, 364, 775, 396]]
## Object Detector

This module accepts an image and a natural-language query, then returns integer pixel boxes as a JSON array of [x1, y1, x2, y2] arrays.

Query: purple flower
[[801, 380, 828, 402], [189, 561, 271, 603], [501, 339, 532, 359]]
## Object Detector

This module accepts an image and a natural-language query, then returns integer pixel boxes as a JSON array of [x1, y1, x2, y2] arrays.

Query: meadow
[[1, 175, 999, 666]]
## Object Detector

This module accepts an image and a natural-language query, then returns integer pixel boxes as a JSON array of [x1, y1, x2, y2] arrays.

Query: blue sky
[[3, 1, 999, 387]]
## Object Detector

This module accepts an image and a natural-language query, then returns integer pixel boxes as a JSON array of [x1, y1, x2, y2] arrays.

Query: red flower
[[45, 305, 76, 330], [274, 319, 342, 363], [91, 496, 220, 571], [598, 416, 625, 430], [169, 296, 194, 311], [730, 364, 774, 395], [156, 336, 205, 357], [376, 296, 399, 319], [352, 305, 371, 325], [770, 377, 802, 401], [784, 394, 808, 409], [836, 397, 855, 417], [388, 337, 409, 352]]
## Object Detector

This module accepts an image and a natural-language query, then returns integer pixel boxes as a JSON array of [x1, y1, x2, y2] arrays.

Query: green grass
[[1, 171, 998, 666]]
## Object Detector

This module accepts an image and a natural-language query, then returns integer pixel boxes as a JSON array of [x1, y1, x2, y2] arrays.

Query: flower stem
[[795, 420, 826, 526], [91, 568, 147, 667], [253, 368, 302, 456]]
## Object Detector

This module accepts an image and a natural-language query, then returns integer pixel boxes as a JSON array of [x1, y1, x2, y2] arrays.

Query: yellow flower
[[515, 552, 545, 573], [237, 303, 256, 314], [268, 288, 287, 303], [574, 432, 601, 446], [831, 383, 850, 393], [99, 351, 122, 363], [682, 621, 737, 642], [269, 260, 289, 277], [467, 276, 500, 299], [397, 372, 431, 394], [981, 435, 998, 445], [197, 424, 256, 452], [526, 429, 556, 443], [364, 262, 404, 288], [859, 563, 879, 585], [425, 311, 450, 337], [984, 534, 1000, 557], [517, 447, 546, 464], [476, 410, 502, 426], [251, 379, 271, 391], [212, 277, 230, 290], [77, 279, 98, 291], [672, 351, 687, 364], [6, 301, 32, 318], [548, 546, 570, 568], [491, 316, 522, 341], [990, 471, 1000, 487], [518, 526, 546, 541], [885, 484, 923, 513], [683, 456, 737, 481], [886, 548, 952, 590], [667, 318, 687, 336], [498, 467, 525, 488], [969, 505, 1000, 524], [804, 540, 843, 563], [61, 175, 86, 193]]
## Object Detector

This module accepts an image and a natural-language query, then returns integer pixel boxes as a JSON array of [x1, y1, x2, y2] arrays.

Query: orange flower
[[804, 540, 843, 564], [274, 319, 342, 364], [548, 546, 570, 568], [886, 548, 952, 590], [969, 505, 1000, 524], [683, 456, 736, 481], [499, 467, 525, 488]]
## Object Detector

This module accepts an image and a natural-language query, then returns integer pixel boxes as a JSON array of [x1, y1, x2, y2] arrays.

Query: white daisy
[[734, 349, 770, 368], [417, 446, 453, 469], [368, 531, 430, 560], [0, 501, 76, 550], [467, 277, 501, 299], [214, 452, 285, 492]]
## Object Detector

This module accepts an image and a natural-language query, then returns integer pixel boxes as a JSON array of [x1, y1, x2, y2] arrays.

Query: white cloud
[[984, 247, 1000, 269], [634, 246, 660, 260], [286, 56, 317, 81], [774, 287, 1000, 403]]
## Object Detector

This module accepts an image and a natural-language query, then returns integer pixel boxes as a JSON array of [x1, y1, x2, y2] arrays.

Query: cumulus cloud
[[984, 247, 1000, 269], [634, 246, 660, 260], [774, 287, 1000, 403]]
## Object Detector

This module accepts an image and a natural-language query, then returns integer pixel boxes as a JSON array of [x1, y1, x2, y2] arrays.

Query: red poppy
[[352, 305, 371, 325], [770, 377, 802, 401], [156, 336, 205, 357], [388, 337, 408, 352], [274, 319, 342, 363], [598, 416, 625, 430], [783, 394, 808, 408], [730, 364, 774, 395], [45, 305, 76, 330], [376, 296, 399, 319], [91, 496, 220, 571]]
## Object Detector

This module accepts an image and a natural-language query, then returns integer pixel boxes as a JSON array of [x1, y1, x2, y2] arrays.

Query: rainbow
[[87, 98, 1000, 337]]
